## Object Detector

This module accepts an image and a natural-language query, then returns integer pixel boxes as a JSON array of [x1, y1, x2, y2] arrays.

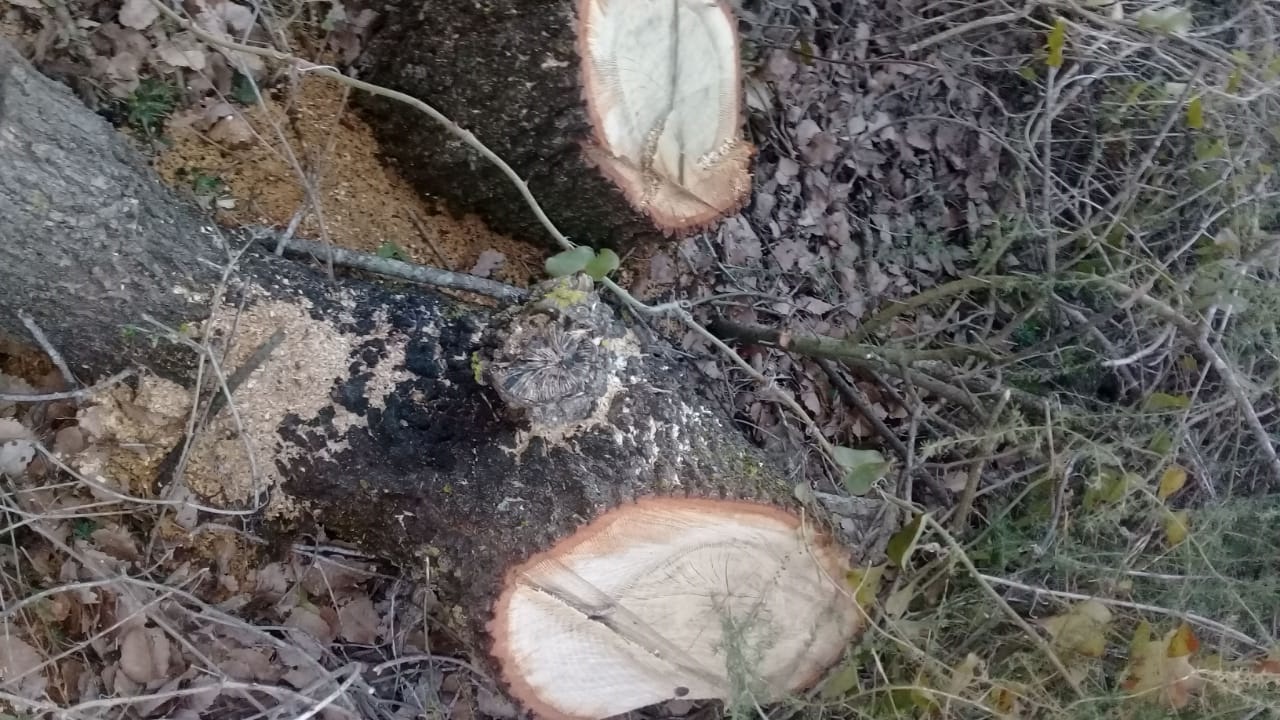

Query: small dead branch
[[258, 232, 528, 303], [17, 310, 76, 388], [0, 368, 134, 403]]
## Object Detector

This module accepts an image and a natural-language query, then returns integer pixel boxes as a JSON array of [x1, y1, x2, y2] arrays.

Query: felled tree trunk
[[0, 40, 862, 720], [355, 0, 754, 250]]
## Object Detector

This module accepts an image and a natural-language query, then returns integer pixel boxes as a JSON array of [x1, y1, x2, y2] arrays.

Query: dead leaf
[[300, 557, 375, 598], [90, 525, 140, 562], [337, 596, 380, 644], [118, 0, 160, 30], [208, 114, 256, 149], [1121, 621, 1203, 708], [0, 632, 48, 700], [0, 418, 32, 442], [286, 605, 336, 645], [155, 41, 207, 70], [0, 440, 35, 477], [119, 627, 170, 684], [469, 250, 505, 278], [1039, 599, 1111, 657]]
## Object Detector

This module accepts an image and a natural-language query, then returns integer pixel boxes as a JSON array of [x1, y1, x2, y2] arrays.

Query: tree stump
[[355, 0, 754, 250], [0, 40, 864, 720]]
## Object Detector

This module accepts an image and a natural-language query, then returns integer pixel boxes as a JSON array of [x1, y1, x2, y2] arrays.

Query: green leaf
[[72, 519, 97, 540], [1143, 392, 1191, 411], [819, 659, 861, 699], [886, 514, 924, 568], [583, 248, 620, 280], [832, 446, 888, 496], [1186, 96, 1204, 130], [1149, 428, 1174, 455], [545, 246, 595, 277], [376, 241, 408, 261], [845, 564, 885, 608], [1046, 17, 1068, 68], [231, 72, 258, 105], [1084, 468, 1137, 509]]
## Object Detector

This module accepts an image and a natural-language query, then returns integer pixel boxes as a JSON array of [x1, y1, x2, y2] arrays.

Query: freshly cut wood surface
[[356, 0, 753, 249]]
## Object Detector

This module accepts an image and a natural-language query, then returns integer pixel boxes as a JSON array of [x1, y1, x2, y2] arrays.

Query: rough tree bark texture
[[355, 0, 751, 250], [0, 40, 856, 714]]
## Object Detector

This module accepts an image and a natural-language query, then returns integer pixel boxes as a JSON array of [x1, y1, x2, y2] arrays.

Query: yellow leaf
[[845, 564, 885, 609], [1158, 465, 1188, 500], [1039, 599, 1112, 657], [1186, 97, 1204, 129], [988, 686, 1020, 716], [1164, 509, 1190, 546], [1046, 17, 1068, 68], [946, 653, 983, 695], [1167, 622, 1199, 657], [1122, 622, 1204, 709]]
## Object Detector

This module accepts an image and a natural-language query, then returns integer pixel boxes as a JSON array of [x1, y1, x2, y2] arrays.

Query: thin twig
[[17, 311, 76, 388], [904, 7, 1034, 52], [979, 574, 1264, 650], [0, 369, 133, 403], [256, 232, 527, 303], [951, 389, 1011, 533], [918, 512, 1085, 698]]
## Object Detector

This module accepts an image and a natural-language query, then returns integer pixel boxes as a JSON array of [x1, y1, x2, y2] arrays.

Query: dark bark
[[0, 39, 838, 699], [353, 0, 738, 251]]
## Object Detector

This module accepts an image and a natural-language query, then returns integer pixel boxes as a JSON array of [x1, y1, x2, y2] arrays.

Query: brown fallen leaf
[[119, 627, 171, 684], [0, 632, 48, 700], [208, 114, 257, 150], [469, 249, 506, 278], [337, 596, 380, 644], [118, 0, 160, 29]]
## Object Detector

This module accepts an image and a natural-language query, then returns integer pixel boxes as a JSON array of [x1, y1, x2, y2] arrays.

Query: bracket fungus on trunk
[[357, 0, 754, 249], [490, 498, 863, 720]]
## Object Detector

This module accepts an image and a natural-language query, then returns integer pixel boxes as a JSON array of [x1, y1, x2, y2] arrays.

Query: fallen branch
[[0, 368, 134, 403], [256, 232, 528, 303]]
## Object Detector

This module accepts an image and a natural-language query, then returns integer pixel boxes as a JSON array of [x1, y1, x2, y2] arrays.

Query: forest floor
[[3, 0, 1280, 719]]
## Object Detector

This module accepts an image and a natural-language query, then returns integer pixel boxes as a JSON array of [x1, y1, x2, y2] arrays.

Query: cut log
[[355, 0, 754, 249], [0, 40, 864, 720]]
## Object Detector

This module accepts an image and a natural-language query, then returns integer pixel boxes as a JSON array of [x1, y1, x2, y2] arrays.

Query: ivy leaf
[[1158, 465, 1188, 500], [583, 248, 620, 280], [886, 513, 924, 568], [1046, 17, 1068, 68], [545, 246, 595, 277], [833, 446, 889, 496]]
